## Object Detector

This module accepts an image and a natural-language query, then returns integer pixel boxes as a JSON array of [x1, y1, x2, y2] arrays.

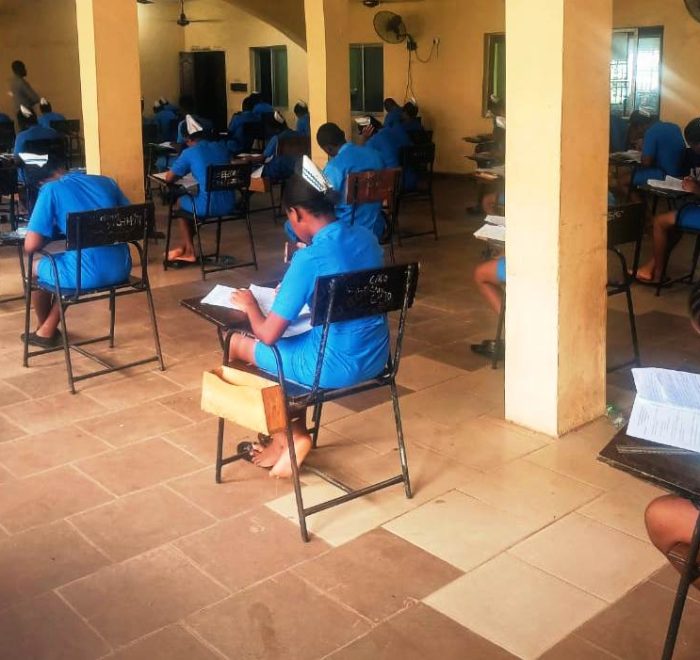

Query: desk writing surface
[[637, 184, 693, 201], [599, 428, 700, 501], [181, 296, 250, 332]]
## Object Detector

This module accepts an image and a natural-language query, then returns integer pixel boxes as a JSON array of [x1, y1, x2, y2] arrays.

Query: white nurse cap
[[39, 97, 49, 106], [301, 155, 331, 193], [185, 114, 203, 135], [274, 110, 285, 124], [295, 100, 308, 109], [19, 104, 33, 118]]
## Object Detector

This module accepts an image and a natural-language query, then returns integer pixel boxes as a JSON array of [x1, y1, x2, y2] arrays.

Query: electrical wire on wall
[[404, 38, 439, 103]]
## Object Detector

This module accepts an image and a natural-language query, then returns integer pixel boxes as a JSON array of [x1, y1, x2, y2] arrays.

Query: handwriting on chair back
[[207, 163, 252, 192], [66, 203, 153, 250]]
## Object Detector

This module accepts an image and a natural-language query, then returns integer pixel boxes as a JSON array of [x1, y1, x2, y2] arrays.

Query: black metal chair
[[491, 289, 506, 370], [164, 163, 257, 280], [0, 123, 15, 153], [242, 120, 266, 153], [23, 203, 165, 393], [654, 201, 700, 298], [50, 119, 82, 168], [217, 262, 420, 542], [607, 203, 644, 371], [397, 142, 438, 243], [269, 135, 312, 217], [347, 168, 402, 264]]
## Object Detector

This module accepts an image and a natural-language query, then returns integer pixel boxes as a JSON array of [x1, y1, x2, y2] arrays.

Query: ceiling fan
[[359, 0, 423, 7], [175, 0, 220, 26]]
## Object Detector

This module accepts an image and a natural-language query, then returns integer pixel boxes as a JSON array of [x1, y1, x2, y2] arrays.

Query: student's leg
[[30, 257, 60, 339], [481, 191, 499, 215], [646, 495, 699, 556], [637, 210, 677, 282], [474, 258, 504, 315], [167, 217, 197, 262]]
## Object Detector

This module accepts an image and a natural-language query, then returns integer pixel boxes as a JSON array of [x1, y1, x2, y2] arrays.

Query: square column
[[76, 0, 144, 201], [505, 0, 612, 436], [303, 0, 351, 164]]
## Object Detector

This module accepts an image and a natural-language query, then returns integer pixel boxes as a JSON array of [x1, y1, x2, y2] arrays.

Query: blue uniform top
[[253, 102, 275, 116], [641, 121, 686, 177], [13, 124, 62, 154], [153, 108, 179, 142], [0, 113, 12, 124], [263, 128, 300, 181], [38, 112, 66, 129], [227, 110, 259, 154], [296, 113, 311, 137], [255, 221, 389, 388], [171, 139, 236, 217], [160, 103, 179, 114], [384, 107, 403, 129], [609, 115, 629, 153], [403, 118, 423, 133], [28, 172, 132, 290], [366, 126, 411, 168], [323, 142, 386, 237]]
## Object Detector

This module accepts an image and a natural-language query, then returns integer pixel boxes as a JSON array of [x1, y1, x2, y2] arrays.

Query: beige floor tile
[[164, 416, 253, 464], [76, 437, 203, 496], [457, 459, 602, 526], [159, 352, 220, 389], [425, 553, 606, 659], [416, 414, 549, 471], [0, 466, 113, 533], [579, 479, 665, 542], [318, 401, 354, 424], [0, 425, 110, 477], [59, 545, 228, 647], [187, 572, 370, 660], [0, 412, 26, 443], [77, 402, 192, 447], [1, 392, 108, 434], [4, 363, 88, 399], [0, 591, 109, 660], [83, 372, 182, 410], [70, 486, 215, 561], [0, 381, 28, 408], [396, 354, 466, 391], [384, 490, 543, 572], [158, 388, 211, 422], [510, 513, 666, 602], [539, 634, 620, 659], [110, 624, 220, 660], [0, 520, 108, 608], [176, 507, 329, 592]]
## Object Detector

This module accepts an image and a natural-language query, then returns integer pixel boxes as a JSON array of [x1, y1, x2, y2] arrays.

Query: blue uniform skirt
[[677, 204, 700, 231]]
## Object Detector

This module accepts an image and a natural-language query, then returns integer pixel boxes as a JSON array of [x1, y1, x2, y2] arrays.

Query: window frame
[[250, 45, 289, 109], [349, 43, 385, 115]]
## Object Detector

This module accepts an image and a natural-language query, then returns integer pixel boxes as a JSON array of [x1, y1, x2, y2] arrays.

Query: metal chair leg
[[662, 512, 700, 660], [657, 245, 672, 297], [22, 277, 33, 368], [214, 219, 222, 262], [310, 402, 323, 449], [195, 220, 207, 281], [625, 283, 641, 367], [108, 289, 116, 348], [429, 192, 438, 240], [390, 381, 412, 499], [286, 417, 309, 542], [144, 283, 165, 371], [56, 299, 76, 394], [492, 292, 506, 370], [163, 206, 174, 271], [245, 211, 258, 270], [215, 417, 225, 484]]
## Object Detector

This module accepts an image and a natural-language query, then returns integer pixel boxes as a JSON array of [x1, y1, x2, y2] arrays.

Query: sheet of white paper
[[18, 152, 48, 166], [252, 165, 265, 179], [484, 214, 506, 227], [647, 176, 684, 192], [628, 398, 700, 452], [474, 223, 505, 243], [200, 284, 241, 310], [632, 368, 700, 409], [152, 171, 198, 192]]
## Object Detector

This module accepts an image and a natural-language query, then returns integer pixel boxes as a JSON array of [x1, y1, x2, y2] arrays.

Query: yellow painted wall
[[183, 0, 309, 126], [613, 0, 700, 128], [0, 0, 82, 121]]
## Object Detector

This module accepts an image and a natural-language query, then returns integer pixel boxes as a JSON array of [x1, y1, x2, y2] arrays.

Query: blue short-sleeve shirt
[[170, 139, 236, 217], [38, 112, 66, 129], [641, 121, 686, 177], [255, 221, 389, 388], [153, 109, 179, 142], [323, 142, 386, 237], [227, 110, 258, 154], [263, 128, 300, 181], [384, 107, 403, 129], [28, 172, 132, 290], [296, 113, 311, 137]]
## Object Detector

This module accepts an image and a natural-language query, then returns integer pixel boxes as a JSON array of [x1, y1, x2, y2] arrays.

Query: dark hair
[[403, 102, 419, 119], [242, 95, 254, 112], [629, 110, 655, 129], [40, 100, 52, 113], [294, 102, 309, 117], [685, 118, 700, 146], [16, 109, 36, 130], [316, 122, 345, 149], [35, 155, 65, 182], [11, 60, 26, 76], [282, 173, 338, 217], [384, 98, 398, 112]]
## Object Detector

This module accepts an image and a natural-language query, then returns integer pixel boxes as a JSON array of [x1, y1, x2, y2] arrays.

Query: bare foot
[[270, 435, 312, 478], [252, 437, 284, 468], [167, 247, 185, 260]]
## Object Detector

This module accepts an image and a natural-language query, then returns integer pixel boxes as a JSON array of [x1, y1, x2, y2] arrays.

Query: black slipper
[[20, 330, 62, 348], [471, 339, 505, 359], [236, 441, 255, 463]]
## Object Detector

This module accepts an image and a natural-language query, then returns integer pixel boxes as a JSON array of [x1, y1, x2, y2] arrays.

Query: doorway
[[180, 50, 227, 131]]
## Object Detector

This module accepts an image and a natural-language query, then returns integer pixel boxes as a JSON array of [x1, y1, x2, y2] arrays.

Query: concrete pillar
[[504, 0, 612, 436], [75, 0, 144, 201], [303, 0, 351, 164]]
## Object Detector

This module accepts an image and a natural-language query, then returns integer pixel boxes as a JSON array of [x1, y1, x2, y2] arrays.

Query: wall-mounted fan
[[374, 11, 417, 50], [685, 0, 700, 22]]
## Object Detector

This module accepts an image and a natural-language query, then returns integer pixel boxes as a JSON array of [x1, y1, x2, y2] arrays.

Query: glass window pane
[[363, 45, 384, 112], [272, 47, 288, 107], [349, 45, 364, 112], [634, 31, 662, 115]]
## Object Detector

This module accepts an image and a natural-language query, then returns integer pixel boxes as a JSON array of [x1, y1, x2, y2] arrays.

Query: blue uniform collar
[[310, 221, 341, 245]]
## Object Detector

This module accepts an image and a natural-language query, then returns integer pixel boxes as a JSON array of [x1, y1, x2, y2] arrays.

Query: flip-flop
[[236, 441, 254, 463]]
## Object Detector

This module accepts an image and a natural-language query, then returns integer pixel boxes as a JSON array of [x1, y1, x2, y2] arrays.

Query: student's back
[[14, 123, 61, 153], [642, 121, 686, 177], [28, 172, 131, 289], [296, 113, 311, 137], [227, 110, 259, 153], [366, 126, 411, 168], [253, 101, 275, 116], [323, 142, 386, 237], [39, 111, 66, 129], [171, 139, 235, 216], [153, 108, 179, 142]]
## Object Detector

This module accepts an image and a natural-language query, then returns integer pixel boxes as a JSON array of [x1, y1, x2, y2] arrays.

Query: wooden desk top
[[637, 184, 693, 200], [599, 428, 700, 501], [181, 296, 250, 332]]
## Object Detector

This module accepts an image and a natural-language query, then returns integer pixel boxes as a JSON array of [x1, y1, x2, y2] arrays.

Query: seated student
[[316, 122, 386, 238], [609, 113, 629, 153], [22, 158, 131, 348], [251, 92, 274, 117], [645, 495, 700, 575], [37, 98, 65, 129], [156, 96, 179, 115], [164, 115, 236, 264], [632, 111, 686, 187], [176, 95, 213, 145], [152, 98, 179, 143], [294, 100, 311, 137], [383, 98, 403, 129], [227, 160, 389, 478], [635, 118, 700, 283], [13, 105, 62, 183], [262, 112, 301, 181], [361, 116, 416, 191], [402, 100, 423, 134], [227, 95, 259, 155]]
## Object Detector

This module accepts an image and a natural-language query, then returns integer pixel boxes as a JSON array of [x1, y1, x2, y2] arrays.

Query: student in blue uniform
[[164, 115, 236, 264], [37, 98, 65, 129], [294, 100, 310, 136], [401, 100, 423, 134], [156, 97, 179, 115], [22, 158, 132, 347], [362, 117, 416, 191], [176, 95, 213, 145], [317, 122, 386, 238], [228, 159, 390, 478], [383, 98, 403, 129], [262, 112, 300, 181], [0, 113, 12, 124], [635, 118, 700, 283], [251, 93, 275, 116], [227, 95, 259, 155], [632, 114, 686, 186], [13, 105, 62, 183], [152, 98, 179, 143]]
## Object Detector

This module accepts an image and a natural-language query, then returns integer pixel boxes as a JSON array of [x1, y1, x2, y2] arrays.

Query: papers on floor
[[647, 175, 684, 192], [18, 152, 48, 167], [151, 171, 198, 192], [474, 215, 506, 243], [200, 284, 312, 338], [627, 368, 700, 453]]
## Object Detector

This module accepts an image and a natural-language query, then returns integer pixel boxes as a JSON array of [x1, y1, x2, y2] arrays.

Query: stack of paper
[[474, 215, 506, 243], [647, 176, 684, 192], [627, 368, 700, 453]]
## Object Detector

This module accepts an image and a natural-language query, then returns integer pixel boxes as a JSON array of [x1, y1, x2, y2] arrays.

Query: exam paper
[[647, 176, 684, 192], [18, 152, 48, 167], [484, 215, 506, 227], [474, 223, 505, 243], [627, 368, 700, 452]]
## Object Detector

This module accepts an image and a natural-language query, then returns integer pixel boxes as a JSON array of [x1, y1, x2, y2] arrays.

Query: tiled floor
[[1, 178, 700, 659]]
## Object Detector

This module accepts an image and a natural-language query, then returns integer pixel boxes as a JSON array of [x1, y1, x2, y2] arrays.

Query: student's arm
[[165, 149, 191, 184], [231, 289, 290, 345], [24, 187, 55, 254]]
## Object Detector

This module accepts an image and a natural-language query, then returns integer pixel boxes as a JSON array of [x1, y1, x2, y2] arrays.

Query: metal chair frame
[[0, 165, 26, 304], [0, 123, 15, 153], [267, 134, 312, 220], [23, 203, 165, 393], [164, 163, 258, 280], [654, 202, 700, 297], [397, 142, 438, 243], [216, 262, 420, 542]]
